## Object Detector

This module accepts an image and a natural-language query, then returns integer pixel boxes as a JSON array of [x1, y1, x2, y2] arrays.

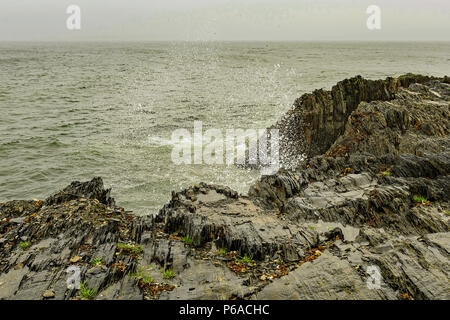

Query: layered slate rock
[[256, 252, 396, 300], [327, 80, 450, 158], [0, 178, 151, 300], [0, 75, 448, 300], [156, 183, 318, 262], [273, 74, 449, 168]]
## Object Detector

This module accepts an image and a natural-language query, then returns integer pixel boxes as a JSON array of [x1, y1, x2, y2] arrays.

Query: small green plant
[[235, 254, 254, 264], [217, 248, 228, 256], [182, 236, 193, 245], [308, 225, 316, 230], [19, 241, 31, 250], [413, 196, 427, 204], [117, 242, 143, 255], [444, 210, 450, 216], [377, 170, 391, 177], [78, 282, 97, 300], [90, 257, 104, 266], [139, 274, 154, 285], [129, 267, 154, 285], [161, 268, 176, 280]]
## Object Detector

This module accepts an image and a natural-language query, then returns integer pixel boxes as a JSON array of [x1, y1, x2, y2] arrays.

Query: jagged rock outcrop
[[273, 74, 450, 168], [0, 179, 150, 300], [0, 75, 448, 300], [44, 177, 116, 207], [327, 80, 449, 158]]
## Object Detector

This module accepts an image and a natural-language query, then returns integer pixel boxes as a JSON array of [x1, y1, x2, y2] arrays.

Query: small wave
[[147, 136, 176, 146]]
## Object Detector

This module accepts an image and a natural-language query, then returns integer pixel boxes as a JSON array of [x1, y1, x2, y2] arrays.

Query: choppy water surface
[[1, 42, 449, 214]]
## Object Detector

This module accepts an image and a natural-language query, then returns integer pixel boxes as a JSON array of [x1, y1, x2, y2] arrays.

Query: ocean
[[1, 41, 449, 215]]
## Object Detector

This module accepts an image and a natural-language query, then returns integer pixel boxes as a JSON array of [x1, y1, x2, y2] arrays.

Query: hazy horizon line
[[1, 39, 450, 43]]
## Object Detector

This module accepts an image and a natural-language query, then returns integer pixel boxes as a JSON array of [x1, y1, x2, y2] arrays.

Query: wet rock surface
[[1, 75, 448, 300], [272, 73, 449, 168]]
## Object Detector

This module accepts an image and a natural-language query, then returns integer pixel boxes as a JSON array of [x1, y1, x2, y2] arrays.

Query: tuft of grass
[[90, 257, 104, 266], [117, 242, 143, 255], [235, 254, 254, 264], [19, 241, 31, 250], [182, 236, 193, 245], [161, 268, 176, 280], [413, 195, 427, 204], [377, 169, 391, 177], [129, 267, 154, 285], [217, 248, 228, 256], [78, 281, 97, 300]]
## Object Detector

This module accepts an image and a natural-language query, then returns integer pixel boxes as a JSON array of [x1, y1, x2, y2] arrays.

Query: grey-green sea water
[[1, 42, 449, 215]]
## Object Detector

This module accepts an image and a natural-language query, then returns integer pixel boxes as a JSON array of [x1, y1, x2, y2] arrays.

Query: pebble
[[70, 255, 82, 263], [42, 290, 55, 298]]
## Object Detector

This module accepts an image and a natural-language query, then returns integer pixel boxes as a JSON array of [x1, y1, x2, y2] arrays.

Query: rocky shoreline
[[1, 74, 449, 300]]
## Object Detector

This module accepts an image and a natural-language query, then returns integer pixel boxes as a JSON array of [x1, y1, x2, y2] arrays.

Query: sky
[[0, 0, 449, 41]]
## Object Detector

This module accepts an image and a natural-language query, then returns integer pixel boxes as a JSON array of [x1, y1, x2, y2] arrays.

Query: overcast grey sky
[[0, 0, 449, 41]]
